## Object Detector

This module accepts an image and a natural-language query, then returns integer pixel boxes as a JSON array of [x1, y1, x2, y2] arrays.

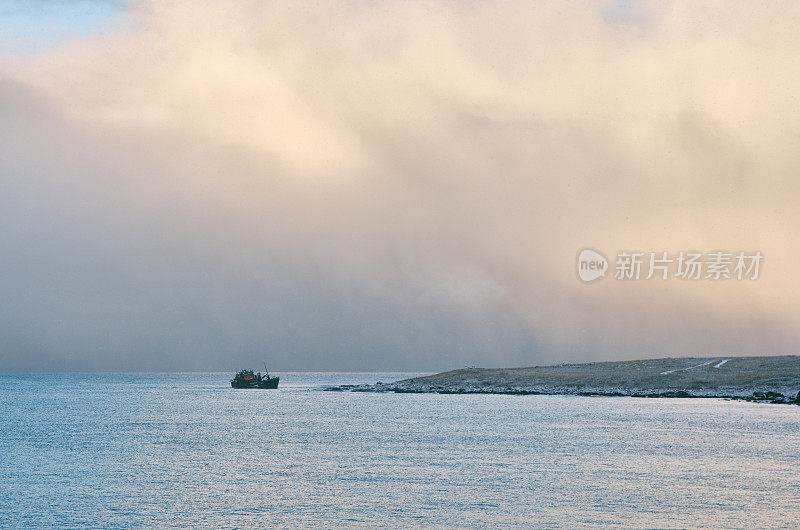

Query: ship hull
[[231, 376, 280, 389]]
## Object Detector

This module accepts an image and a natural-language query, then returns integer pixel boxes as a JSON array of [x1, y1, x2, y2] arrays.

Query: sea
[[1, 372, 798, 528]]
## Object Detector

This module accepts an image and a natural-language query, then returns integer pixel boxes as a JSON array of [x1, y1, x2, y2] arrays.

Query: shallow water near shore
[[1, 372, 799, 528]]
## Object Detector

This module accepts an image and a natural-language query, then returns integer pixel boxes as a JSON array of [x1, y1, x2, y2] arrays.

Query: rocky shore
[[327, 356, 800, 404]]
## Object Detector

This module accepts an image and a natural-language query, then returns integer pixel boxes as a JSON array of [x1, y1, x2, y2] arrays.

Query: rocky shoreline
[[326, 356, 800, 405]]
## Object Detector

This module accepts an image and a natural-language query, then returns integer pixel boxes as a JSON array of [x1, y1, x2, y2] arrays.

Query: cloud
[[1, 0, 799, 371]]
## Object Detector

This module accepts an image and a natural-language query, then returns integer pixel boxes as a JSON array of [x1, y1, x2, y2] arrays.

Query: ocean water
[[1, 373, 798, 529]]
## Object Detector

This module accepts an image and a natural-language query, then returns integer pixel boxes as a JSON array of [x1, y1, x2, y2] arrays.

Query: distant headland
[[328, 356, 800, 405]]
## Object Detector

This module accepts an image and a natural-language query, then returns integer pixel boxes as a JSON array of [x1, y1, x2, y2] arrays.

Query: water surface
[[1, 373, 798, 528]]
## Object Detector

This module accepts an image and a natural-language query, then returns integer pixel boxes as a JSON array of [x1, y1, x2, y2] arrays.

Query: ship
[[230, 366, 280, 389]]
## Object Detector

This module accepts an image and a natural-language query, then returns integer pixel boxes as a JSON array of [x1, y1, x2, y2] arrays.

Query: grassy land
[[331, 356, 800, 404]]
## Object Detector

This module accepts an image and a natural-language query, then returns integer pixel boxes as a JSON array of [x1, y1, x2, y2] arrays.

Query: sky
[[1, 1, 799, 372], [0, 0, 123, 55]]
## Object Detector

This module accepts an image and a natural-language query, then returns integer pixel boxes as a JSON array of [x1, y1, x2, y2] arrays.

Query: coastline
[[327, 355, 800, 405]]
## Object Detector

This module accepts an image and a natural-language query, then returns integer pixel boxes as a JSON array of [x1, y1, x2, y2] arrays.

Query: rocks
[[748, 391, 787, 403], [650, 390, 691, 398], [752, 391, 782, 400]]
